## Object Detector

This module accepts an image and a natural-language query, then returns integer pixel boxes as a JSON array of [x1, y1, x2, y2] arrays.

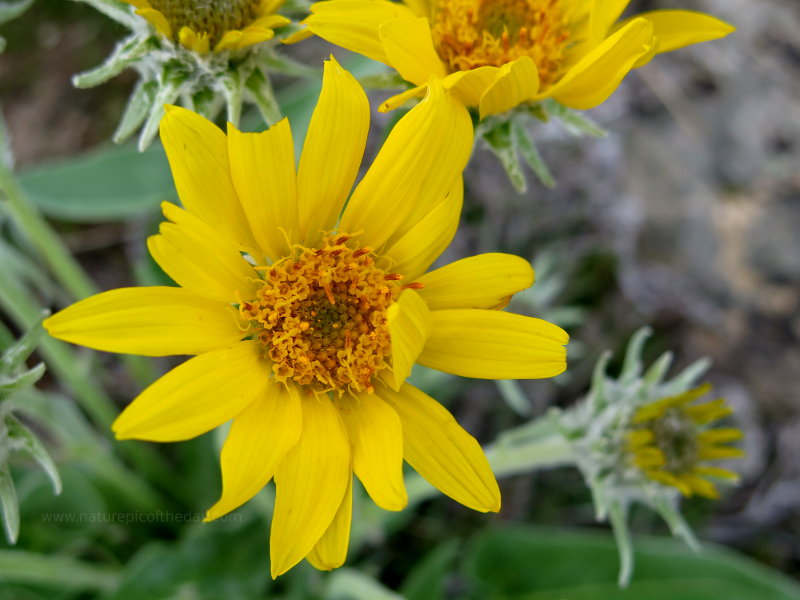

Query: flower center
[[241, 234, 402, 394], [650, 408, 700, 474], [148, 0, 261, 43], [431, 0, 572, 87]]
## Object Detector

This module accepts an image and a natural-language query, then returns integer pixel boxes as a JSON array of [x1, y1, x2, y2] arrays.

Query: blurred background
[[0, 0, 798, 598]]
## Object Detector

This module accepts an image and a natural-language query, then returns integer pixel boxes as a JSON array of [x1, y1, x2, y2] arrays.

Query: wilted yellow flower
[[627, 383, 743, 499], [123, 0, 290, 52], [291, 0, 734, 118], [45, 58, 568, 577]]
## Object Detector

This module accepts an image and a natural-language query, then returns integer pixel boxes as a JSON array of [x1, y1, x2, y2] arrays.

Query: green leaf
[[511, 120, 556, 188], [18, 144, 173, 222], [0, 362, 45, 396], [0, 0, 34, 24], [326, 568, 404, 600], [0, 317, 44, 375], [543, 99, 607, 138], [5, 415, 61, 495], [0, 462, 19, 544], [482, 120, 527, 193], [465, 526, 800, 600], [401, 540, 460, 600]]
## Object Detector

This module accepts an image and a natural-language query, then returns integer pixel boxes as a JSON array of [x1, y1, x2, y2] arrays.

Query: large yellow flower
[[44, 58, 568, 577], [291, 0, 734, 118], [124, 0, 290, 53]]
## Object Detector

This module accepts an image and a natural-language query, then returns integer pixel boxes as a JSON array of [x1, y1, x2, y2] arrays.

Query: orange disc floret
[[432, 0, 572, 87], [242, 234, 401, 394]]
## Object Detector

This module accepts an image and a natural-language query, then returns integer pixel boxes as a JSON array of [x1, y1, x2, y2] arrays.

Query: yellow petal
[[381, 177, 463, 280], [112, 341, 268, 441], [379, 17, 446, 85], [589, 0, 631, 41], [297, 57, 369, 247], [227, 118, 298, 261], [402, 0, 430, 18], [546, 18, 653, 109], [340, 81, 471, 252], [646, 470, 692, 496], [443, 66, 499, 107], [693, 466, 739, 482], [44, 287, 241, 356], [697, 428, 743, 444], [628, 10, 735, 63], [304, 0, 416, 65], [234, 27, 276, 49], [479, 56, 539, 119], [205, 382, 302, 521], [417, 253, 534, 310], [386, 289, 431, 391], [339, 392, 407, 510], [418, 309, 568, 379], [271, 395, 350, 578], [697, 446, 745, 461], [178, 26, 210, 53], [135, 8, 172, 38], [379, 84, 427, 112], [159, 106, 255, 251], [682, 474, 719, 499], [306, 474, 353, 570], [147, 203, 260, 304], [214, 30, 245, 52], [379, 382, 500, 512], [251, 15, 291, 29]]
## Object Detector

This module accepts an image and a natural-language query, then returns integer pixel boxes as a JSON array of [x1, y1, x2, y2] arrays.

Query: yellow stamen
[[242, 234, 400, 394], [430, 0, 573, 87]]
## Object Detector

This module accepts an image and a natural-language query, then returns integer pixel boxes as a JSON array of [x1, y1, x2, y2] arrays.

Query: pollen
[[241, 234, 402, 394], [148, 0, 262, 45], [431, 0, 572, 87]]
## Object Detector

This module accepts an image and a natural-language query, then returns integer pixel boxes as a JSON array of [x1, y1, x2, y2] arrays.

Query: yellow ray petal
[[112, 341, 268, 441], [339, 392, 407, 510], [297, 57, 369, 247], [44, 287, 241, 356], [341, 81, 471, 252], [379, 83, 427, 112], [697, 428, 743, 444], [646, 469, 692, 496], [214, 30, 245, 52], [589, 0, 631, 41], [234, 27, 276, 49], [379, 17, 446, 85], [147, 203, 260, 304], [443, 66, 499, 107], [381, 177, 463, 280], [417, 253, 534, 310], [697, 446, 745, 461], [682, 474, 720, 499], [693, 466, 740, 482], [624, 10, 734, 60], [178, 26, 210, 53], [227, 118, 298, 261], [306, 474, 353, 570], [135, 8, 172, 38], [303, 0, 416, 65], [205, 382, 302, 521], [379, 382, 500, 512], [402, 0, 430, 18], [385, 289, 431, 391], [159, 106, 255, 251], [418, 309, 568, 379], [546, 18, 653, 110], [479, 56, 539, 119], [271, 395, 350, 578], [251, 15, 291, 30]]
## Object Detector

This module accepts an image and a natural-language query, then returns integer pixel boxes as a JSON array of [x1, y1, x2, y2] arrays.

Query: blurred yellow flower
[[627, 384, 744, 499], [45, 58, 568, 577], [123, 0, 290, 52], [291, 0, 734, 118]]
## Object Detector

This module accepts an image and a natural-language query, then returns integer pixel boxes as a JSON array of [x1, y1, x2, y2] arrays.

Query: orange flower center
[[148, 0, 261, 43], [431, 0, 572, 87], [241, 234, 401, 394]]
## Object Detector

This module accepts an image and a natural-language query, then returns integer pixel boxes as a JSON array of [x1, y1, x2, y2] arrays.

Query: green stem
[[0, 166, 96, 302], [0, 549, 119, 592]]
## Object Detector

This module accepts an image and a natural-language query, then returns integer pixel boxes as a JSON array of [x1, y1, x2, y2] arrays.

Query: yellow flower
[[291, 0, 734, 118], [44, 58, 568, 577], [124, 0, 290, 53], [627, 384, 743, 499]]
